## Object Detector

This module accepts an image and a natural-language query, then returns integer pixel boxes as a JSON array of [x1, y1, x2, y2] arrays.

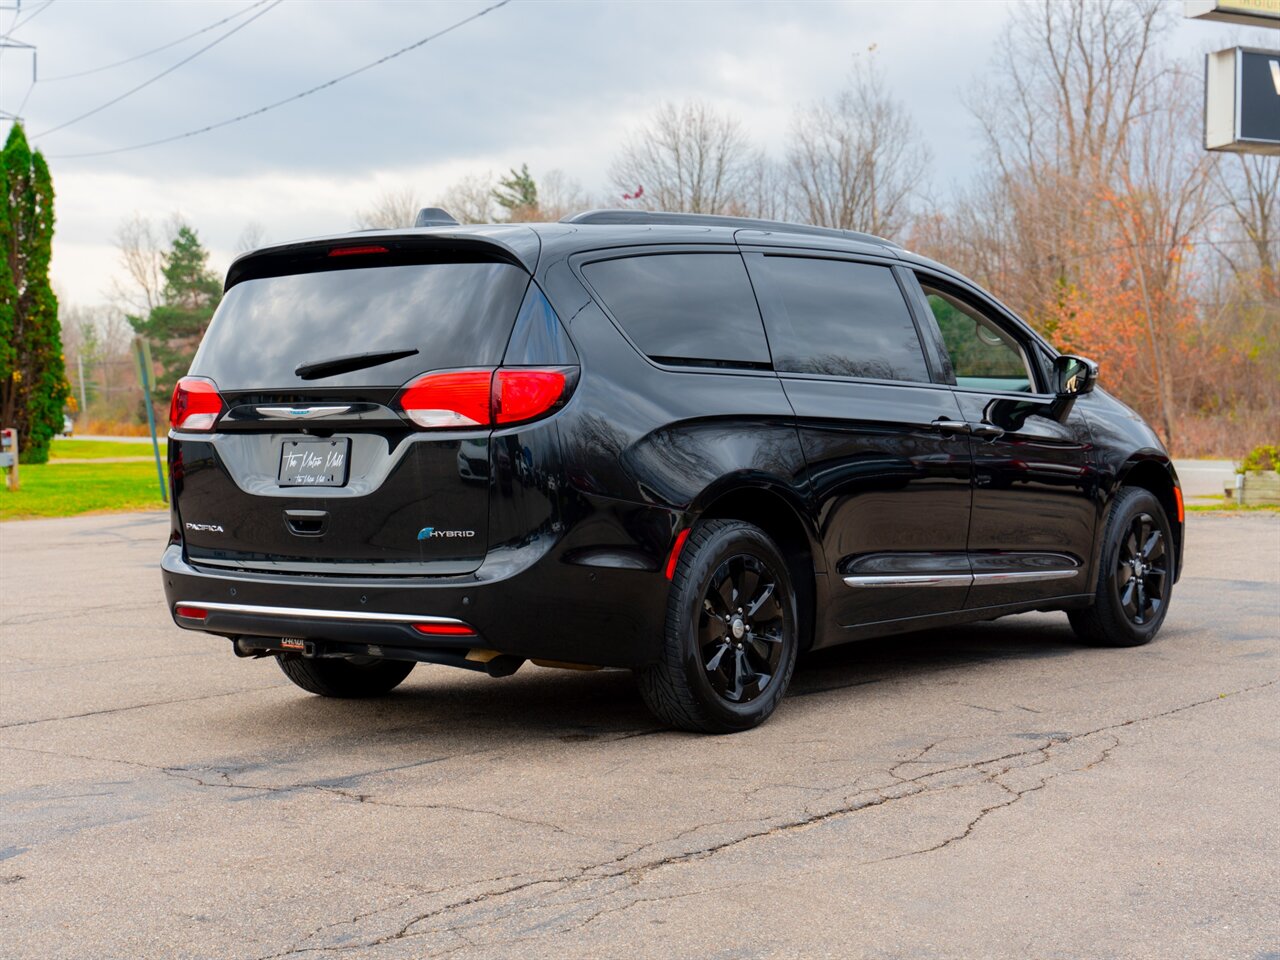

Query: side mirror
[[1053, 355, 1098, 397]]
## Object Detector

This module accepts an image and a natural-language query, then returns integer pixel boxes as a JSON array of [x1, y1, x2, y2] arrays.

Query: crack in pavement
[[239, 676, 1278, 958], [0, 743, 629, 849], [0, 685, 283, 729], [7, 677, 1274, 958]]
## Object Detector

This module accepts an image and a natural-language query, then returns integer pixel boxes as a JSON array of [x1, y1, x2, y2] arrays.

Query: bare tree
[[974, 0, 1168, 189], [786, 54, 930, 238], [1106, 68, 1217, 447], [609, 100, 761, 214], [961, 0, 1172, 314], [432, 173, 496, 224], [235, 221, 267, 254], [537, 169, 593, 221], [112, 214, 170, 315], [1213, 153, 1279, 291], [727, 155, 792, 222], [355, 186, 421, 230]]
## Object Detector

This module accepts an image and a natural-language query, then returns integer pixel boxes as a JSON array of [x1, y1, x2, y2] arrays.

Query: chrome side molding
[[842, 573, 973, 588], [972, 569, 1078, 585], [843, 569, 1078, 589]]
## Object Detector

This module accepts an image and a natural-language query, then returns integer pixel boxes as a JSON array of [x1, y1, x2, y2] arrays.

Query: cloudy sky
[[0, 0, 1252, 306]]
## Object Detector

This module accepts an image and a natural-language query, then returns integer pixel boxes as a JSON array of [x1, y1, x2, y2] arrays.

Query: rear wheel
[[276, 655, 415, 698], [636, 519, 798, 733], [1069, 487, 1174, 647]]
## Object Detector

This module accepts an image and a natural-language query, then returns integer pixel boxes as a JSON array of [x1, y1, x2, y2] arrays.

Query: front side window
[[581, 253, 771, 368], [921, 283, 1034, 393], [747, 255, 930, 382]]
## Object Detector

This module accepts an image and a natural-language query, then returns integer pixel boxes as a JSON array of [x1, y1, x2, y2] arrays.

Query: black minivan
[[163, 209, 1183, 733]]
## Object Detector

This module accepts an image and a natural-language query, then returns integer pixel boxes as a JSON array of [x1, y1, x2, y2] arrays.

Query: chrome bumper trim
[[176, 600, 465, 626]]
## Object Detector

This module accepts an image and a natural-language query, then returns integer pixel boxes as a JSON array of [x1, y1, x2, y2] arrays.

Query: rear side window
[[582, 253, 771, 368], [191, 261, 529, 390], [747, 255, 930, 382]]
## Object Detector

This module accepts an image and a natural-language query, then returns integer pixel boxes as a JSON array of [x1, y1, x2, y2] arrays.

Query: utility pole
[[76, 353, 87, 413], [1, 0, 38, 123]]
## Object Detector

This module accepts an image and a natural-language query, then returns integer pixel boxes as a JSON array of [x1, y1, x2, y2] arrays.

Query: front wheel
[[1069, 487, 1174, 647], [277, 655, 415, 698], [636, 519, 799, 733]]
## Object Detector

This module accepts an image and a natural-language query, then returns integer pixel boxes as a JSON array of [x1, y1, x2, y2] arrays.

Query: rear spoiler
[[224, 227, 540, 292]]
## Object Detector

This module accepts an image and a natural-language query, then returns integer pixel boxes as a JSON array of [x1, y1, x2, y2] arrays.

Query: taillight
[[494, 369, 567, 424], [169, 377, 224, 431], [175, 605, 208, 621], [396, 368, 571, 429], [398, 370, 493, 428]]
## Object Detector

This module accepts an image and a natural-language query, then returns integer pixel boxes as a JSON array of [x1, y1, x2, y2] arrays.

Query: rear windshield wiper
[[295, 348, 419, 381]]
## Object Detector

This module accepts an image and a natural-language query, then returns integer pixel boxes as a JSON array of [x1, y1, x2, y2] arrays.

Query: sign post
[[0, 428, 18, 492], [132, 337, 168, 504]]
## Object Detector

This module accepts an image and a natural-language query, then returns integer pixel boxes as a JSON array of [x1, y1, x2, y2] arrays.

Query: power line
[[40, 0, 268, 82], [0, 0, 54, 41], [46, 0, 512, 160], [12, 70, 35, 119], [34, 0, 281, 139]]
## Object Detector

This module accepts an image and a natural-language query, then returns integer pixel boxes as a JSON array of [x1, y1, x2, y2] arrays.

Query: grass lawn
[[50, 438, 166, 460], [1185, 493, 1280, 513], [0, 461, 168, 521]]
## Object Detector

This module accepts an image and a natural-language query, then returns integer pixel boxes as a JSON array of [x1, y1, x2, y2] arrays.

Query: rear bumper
[[161, 541, 670, 669]]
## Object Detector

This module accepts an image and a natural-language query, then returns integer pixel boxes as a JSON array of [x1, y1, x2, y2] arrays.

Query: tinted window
[[582, 253, 771, 367], [921, 283, 1033, 393], [504, 282, 578, 365], [191, 262, 529, 390], [748, 255, 929, 381]]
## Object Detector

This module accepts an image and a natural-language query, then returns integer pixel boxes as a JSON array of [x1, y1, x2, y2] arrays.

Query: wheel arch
[[1114, 454, 1184, 582], [691, 479, 822, 651]]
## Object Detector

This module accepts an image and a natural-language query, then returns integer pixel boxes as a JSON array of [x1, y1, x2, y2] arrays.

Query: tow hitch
[[231, 636, 524, 677]]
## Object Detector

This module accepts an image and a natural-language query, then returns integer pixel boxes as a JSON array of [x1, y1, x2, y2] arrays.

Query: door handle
[[931, 417, 971, 435], [972, 423, 1006, 440]]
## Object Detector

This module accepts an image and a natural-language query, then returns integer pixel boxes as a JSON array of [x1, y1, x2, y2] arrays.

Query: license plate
[[278, 438, 350, 487]]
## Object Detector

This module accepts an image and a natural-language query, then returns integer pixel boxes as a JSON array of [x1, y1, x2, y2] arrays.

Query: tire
[[1069, 487, 1174, 647], [276, 655, 415, 698], [636, 519, 799, 733]]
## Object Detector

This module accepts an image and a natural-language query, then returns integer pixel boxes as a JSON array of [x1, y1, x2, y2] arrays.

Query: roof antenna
[[414, 207, 459, 227]]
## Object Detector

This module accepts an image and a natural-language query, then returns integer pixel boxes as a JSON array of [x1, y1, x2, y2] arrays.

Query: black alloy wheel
[[1069, 486, 1174, 647], [636, 518, 799, 733], [1115, 511, 1168, 625], [699, 555, 786, 704]]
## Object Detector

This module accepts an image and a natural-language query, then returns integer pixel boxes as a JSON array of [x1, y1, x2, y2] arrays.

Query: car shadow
[[221, 611, 1089, 748]]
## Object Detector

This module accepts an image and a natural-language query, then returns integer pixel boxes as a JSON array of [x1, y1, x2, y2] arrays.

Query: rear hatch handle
[[284, 509, 329, 537]]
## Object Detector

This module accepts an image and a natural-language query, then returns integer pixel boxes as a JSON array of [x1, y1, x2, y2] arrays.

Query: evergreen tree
[[129, 225, 222, 402], [0, 123, 68, 465], [493, 164, 538, 219]]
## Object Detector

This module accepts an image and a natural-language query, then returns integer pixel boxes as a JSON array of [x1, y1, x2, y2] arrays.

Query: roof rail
[[560, 209, 899, 248]]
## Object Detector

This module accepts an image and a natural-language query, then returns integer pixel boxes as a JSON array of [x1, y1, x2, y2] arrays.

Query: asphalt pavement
[[1, 510, 1277, 959]]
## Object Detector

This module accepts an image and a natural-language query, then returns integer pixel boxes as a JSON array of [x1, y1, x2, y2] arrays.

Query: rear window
[[190, 261, 529, 390], [582, 253, 771, 368], [747, 255, 930, 382]]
